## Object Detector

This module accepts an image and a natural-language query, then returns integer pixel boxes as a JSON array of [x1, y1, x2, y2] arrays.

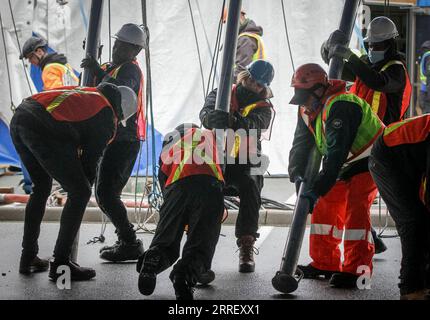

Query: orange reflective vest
[[160, 128, 224, 187], [42, 62, 79, 90], [349, 60, 412, 122], [383, 114, 430, 147], [31, 86, 114, 122], [101, 60, 145, 140]]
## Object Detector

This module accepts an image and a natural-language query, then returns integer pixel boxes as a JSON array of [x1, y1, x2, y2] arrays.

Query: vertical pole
[[407, 8, 416, 117], [81, 0, 104, 86], [272, 0, 360, 294]]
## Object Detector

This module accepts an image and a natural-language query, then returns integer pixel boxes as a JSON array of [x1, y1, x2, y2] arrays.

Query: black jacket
[[39, 53, 68, 70], [288, 100, 366, 197], [96, 61, 142, 141], [342, 47, 407, 125]]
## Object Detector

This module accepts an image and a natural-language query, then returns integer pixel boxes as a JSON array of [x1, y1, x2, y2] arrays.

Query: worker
[[199, 59, 274, 274], [418, 41, 430, 114], [80, 23, 147, 262], [20, 36, 79, 90], [369, 115, 430, 300], [11, 82, 136, 280], [223, 7, 266, 80], [136, 124, 224, 300], [288, 63, 385, 288], [323, 16, 412, 254]]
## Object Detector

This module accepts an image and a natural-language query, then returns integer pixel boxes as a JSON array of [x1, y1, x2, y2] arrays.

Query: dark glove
[[300, 190, 319, 214], [80, 55, 106, 79], [203, 110, 230, 129], [294, 176, 304, 194], [327, 29, 349, 49], [320, 40, 330, 65], [328, 44, 354, 61]]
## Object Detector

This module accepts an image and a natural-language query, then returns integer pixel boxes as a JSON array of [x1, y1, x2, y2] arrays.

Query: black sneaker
[[197, 270, 215, 285], [172, 275, 194, 300], [99, 240, 121, 253], [297, 264, 335, 279], [138, 250, 161, 296], [99, 239, 144, 262], [329, 272, 359, 288], [19, 255, 49, 274], [49, 260, 96, 282]]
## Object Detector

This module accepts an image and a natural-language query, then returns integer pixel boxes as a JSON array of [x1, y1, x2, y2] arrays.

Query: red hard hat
[[290, 64, 328, 105]]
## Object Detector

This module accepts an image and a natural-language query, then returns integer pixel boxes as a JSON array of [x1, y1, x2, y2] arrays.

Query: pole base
[[272, 271, 300, 294]]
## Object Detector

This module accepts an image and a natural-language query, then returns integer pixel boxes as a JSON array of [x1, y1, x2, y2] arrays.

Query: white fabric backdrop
[[0, 0, 346, 174]]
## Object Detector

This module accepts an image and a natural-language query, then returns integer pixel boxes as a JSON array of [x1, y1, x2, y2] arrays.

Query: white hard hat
[[113, 23, 148, 48], [117, 86, 138, 121], [364, 16, 399, 43]]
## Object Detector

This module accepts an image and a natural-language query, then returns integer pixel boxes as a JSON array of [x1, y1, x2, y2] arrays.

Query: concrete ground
[[0, 222, 401, 300]]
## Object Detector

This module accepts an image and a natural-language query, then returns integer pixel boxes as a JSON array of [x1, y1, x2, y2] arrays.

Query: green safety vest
[[238, 32, 266, 61], [420, 51, 430, 86], [301, 93, 384, 164]]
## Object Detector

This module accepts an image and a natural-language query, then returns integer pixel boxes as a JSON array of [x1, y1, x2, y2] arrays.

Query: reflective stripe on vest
[[45, 62, 79, 86], [383, 114, 430, 147], [238, 32, 266, 61], [302, 93, 384, 164], [45, 88, 102, 113], [161, 128, 223, 187], [420, 51, 430, 86]]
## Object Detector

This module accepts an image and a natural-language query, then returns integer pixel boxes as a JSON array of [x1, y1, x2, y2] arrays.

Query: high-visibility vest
[[42, 62, 79, 90], [101, 60, 145, 140], [31, 86, 114, 122], [238, 32, 266, 61], [420, 51, 430, 91], [383, 114, 430, 147], [160, 128, 224, 187], [349, 60, 412, 122], [301, 92, 384, 164]]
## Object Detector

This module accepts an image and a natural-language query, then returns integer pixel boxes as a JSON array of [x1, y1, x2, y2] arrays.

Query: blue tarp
[[418, 0, 430, 7], [0, 118, 21, 167]]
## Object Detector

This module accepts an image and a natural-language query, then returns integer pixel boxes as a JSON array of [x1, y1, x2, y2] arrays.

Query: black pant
[[224, 165, 263, 239], [145, 176, 224, 283], [369, 147, 430, 295], [95, 139, 140, 243], [10, 103, 115, 262]]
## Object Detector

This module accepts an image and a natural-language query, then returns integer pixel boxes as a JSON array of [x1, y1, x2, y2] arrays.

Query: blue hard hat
[[247, 59, 274, 87]]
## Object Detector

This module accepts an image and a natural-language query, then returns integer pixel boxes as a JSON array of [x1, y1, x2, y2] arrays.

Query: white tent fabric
[[0, 0, 346, 174]]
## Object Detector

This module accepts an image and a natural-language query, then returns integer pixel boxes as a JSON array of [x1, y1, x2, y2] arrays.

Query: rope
[[108, 0, 112, 61], [281, 0, 295, 72], [187, 0, 206, 99], [7, 0, 33, 95], [0, 10, 15, 113]]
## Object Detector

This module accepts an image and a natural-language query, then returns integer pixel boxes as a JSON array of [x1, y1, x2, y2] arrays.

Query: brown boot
[[400, 289, 430, 300], [237, 235, 258, 273]]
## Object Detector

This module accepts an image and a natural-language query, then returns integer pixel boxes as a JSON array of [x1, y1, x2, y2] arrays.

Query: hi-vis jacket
[[289, 80, 384, 197], [39, 53, 79, 90], [160, 128, 223, 188]]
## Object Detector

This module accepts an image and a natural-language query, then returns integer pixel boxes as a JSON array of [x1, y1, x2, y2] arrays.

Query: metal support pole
[[81, 0, 104, 86], [272, 0, 360, 294], [407, 8, 416, 118]]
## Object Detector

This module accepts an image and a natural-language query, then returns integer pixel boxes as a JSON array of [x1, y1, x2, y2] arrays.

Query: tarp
[[0, 0, 346, 174]]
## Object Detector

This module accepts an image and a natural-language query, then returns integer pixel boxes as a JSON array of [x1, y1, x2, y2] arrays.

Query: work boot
[[329, 272, 359, 289], [138, 250, 162, 296], [400, 289, 430, 300], [19, 255, 49, 274], [99, 240, 121, 253], [49, 260, 96, 282], [171, 275, 194, 300], [297, 263, 335, 280], [99, 239, 144, 262], [237, 235, 257, 273], [197, 269, 215, 285], [371, 228, 387, 254]]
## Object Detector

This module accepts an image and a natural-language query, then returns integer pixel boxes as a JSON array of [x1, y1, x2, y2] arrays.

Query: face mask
[[368, 49, 387, 64]]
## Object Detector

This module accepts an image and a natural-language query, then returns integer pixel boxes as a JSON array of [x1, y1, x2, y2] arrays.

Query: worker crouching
[[137, 124, 225, 300]]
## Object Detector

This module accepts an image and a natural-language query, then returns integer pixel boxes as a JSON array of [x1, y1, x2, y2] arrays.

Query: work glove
[[294, 176, 304, 195], [80, 54, 106, 79], [327, 29, 349, 49], [320, 40, 330, 65], [328, 44, 354, 61], [203, 110, 230, 129], [300, 190, 319, 214]]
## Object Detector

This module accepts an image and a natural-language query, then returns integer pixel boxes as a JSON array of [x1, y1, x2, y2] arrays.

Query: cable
[[7, 0, 33, 95], [187, 0, 206, 99], [108, 0, 111, 61], [0, 9, 15, 113], [281, 0, 295, 72]]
